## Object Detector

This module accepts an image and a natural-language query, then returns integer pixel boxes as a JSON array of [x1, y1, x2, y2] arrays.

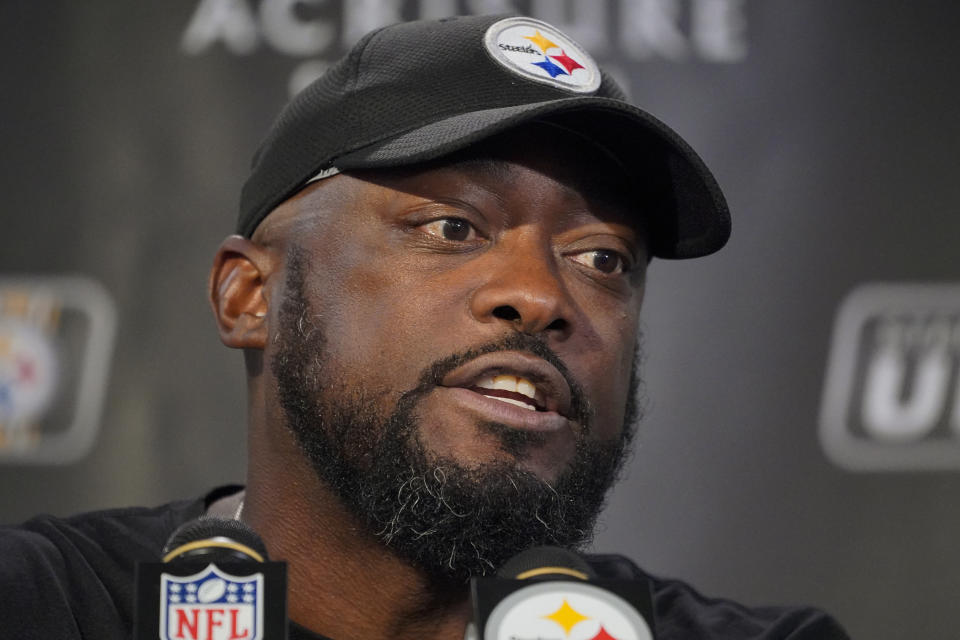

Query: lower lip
[[439, 387, 569, 433]]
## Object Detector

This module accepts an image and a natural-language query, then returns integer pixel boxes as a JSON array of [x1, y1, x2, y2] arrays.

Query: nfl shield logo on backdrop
[[160, 564, 263, 640]]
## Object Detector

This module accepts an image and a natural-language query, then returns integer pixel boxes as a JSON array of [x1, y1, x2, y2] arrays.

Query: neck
[[244, 417, 471, 640]]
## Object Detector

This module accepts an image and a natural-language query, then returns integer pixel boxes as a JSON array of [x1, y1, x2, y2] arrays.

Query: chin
[[422, 422, 577, 479]]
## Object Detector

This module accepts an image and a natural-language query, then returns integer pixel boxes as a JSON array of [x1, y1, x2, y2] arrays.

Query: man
[[1, 14, 848, 640]]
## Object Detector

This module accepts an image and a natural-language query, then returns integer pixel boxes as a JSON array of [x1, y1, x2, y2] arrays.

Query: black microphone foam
[[162, 517, 270, 563], [496, 545, 597, 580]]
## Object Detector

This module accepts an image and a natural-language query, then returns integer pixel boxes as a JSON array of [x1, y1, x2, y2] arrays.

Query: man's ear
[[209, 235, 278, 349]]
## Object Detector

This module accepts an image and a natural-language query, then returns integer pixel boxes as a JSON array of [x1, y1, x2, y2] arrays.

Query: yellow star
[[523, 30, 558, 53], [542, 598, 590, 635]]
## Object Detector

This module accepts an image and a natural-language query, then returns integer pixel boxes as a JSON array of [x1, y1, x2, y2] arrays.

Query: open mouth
[[440, 351, 573, 420], [467, 374, 546, 412]]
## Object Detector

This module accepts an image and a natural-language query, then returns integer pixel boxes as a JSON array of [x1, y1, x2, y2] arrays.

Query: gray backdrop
[[3, 2, 959, 638]]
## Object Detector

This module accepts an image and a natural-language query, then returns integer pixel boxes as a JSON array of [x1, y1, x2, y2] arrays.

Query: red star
[[588, 625, 621, 640], [549, 49, 584, 74]]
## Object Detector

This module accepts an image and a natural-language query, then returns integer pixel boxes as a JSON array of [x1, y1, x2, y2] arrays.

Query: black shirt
[[0, 487, 848, 639]]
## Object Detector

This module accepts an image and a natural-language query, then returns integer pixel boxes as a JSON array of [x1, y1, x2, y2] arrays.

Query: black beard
[[271, 249, 639, 586]]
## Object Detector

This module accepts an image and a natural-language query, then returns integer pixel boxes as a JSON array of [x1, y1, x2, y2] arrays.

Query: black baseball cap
[[238, 14, 730, 259]]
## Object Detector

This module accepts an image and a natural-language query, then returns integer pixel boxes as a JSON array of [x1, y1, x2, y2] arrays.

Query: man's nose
[[468, 231, 574, 337]]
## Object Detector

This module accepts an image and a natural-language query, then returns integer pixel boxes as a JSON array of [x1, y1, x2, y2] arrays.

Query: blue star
[[532, 57, 568, 78]]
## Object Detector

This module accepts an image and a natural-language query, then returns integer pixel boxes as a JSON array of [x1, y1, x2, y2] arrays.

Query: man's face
[[265, 126, 648, 583]]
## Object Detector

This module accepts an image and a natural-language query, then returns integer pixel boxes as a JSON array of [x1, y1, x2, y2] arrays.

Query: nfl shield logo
[[159, 564, 263, 640]]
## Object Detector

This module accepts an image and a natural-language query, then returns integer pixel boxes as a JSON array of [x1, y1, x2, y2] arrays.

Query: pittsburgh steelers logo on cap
[[484, 17, 601, 94]]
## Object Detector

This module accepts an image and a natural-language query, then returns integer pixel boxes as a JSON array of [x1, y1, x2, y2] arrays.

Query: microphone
[[134, 517, 288, 640], [162, 518, 269, 563], [466, 546, 656, 640]]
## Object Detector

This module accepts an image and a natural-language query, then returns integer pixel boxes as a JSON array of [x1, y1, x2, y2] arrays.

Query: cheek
[[569, 306, 641, 441], [307, 249, 472, 401]]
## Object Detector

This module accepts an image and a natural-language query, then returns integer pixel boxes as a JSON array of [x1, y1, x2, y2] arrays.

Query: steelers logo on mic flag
[[484, 17, 601, 93], [484, 581, 653, 640], [160, 564, 264, 640]]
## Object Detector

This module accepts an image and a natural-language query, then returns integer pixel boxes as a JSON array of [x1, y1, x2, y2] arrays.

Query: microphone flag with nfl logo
[[135, 560, 287, 640], [160, 564, 263, 640]]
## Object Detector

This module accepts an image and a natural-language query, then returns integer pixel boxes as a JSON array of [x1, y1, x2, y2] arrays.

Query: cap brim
[[334, 97, 730, 259]]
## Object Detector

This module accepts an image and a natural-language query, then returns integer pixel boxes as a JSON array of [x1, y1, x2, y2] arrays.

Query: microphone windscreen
[[162, 517, 269, 562], [496, 546, 597, 581]]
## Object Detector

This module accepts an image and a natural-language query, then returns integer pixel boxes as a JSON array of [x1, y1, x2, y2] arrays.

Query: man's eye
[[570, 249, 630, 275], [419, 218, 478, 242]]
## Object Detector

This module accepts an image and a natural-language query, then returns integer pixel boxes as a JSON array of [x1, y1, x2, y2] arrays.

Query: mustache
[[396, 332, 594, 432]]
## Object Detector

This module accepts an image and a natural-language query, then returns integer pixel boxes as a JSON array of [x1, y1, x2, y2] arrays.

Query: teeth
[[475, 376, 495, 389], [516, 378, 536, 400], [492, 375, 516, 391], [476, 374, 537, 400], [487, 396, 536, 411]]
